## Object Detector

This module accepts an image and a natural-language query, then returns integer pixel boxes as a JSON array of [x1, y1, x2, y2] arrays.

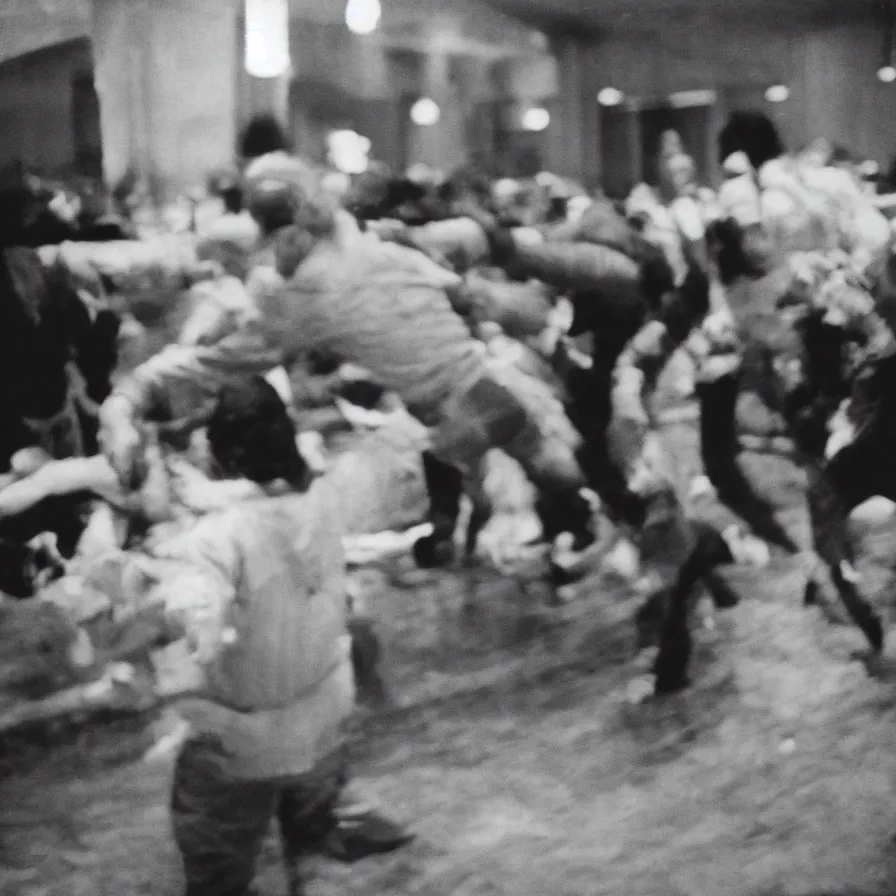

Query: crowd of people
[[2, 108, 896, 895]]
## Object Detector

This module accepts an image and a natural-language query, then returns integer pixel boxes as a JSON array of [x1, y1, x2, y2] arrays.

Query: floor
[[4, 412, 896, 896], [2, 310, 896, 895]]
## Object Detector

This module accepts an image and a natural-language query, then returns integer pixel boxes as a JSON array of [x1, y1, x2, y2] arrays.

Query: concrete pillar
[[547, 36, 600, 188], [241, 74, 290, 125], [91, 0, 240, 200], [407, 50, 466, 174]]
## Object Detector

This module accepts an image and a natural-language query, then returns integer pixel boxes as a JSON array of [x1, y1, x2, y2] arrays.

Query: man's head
[[718, 110, 785, 170], [239, 115, 290, 161], [207, 376, 308, 486], [661, 152, 697, 198], [244, 153, 338, 275]]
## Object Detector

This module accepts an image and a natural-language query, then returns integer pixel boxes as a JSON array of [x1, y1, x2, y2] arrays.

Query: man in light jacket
[[148, 376, 410, 896]]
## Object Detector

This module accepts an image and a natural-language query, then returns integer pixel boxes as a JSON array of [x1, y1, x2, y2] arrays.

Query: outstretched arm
[[611, 262, 713, 429]]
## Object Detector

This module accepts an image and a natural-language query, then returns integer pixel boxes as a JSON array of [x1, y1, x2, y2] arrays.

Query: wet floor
[[3, 334, 896, 895]]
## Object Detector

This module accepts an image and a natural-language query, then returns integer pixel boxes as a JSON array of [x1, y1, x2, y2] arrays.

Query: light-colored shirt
[[253, 234, 485, 416], [153, 478, 355, 779]]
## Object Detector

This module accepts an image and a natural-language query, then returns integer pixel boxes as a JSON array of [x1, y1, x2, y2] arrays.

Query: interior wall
[[282, 19, 549, 174], [562, 18, 896, 188], [92, 0, 239, 199], [0, 39, 93, 176]]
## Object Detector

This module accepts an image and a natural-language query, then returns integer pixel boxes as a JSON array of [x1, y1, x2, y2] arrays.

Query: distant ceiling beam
[[476, 0, 603, 37], [478, 0, 876, 36]]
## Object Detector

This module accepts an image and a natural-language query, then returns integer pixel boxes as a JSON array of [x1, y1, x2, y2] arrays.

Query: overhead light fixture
[[244, 0, 290, 79], [521, 107, 550, 132], [765, 84, 790, 103], [878, 64, 896, 82], [345, 0, 381, 35], [597, 87, 624, 107], [669, 89, 717, 108], [410, 97, 440, 126]]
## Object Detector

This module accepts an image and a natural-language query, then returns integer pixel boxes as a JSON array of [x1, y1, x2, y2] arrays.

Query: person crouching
[[154, 376, 409, 896]]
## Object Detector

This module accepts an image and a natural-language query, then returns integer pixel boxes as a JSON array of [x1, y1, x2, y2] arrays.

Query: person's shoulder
[[302, 477, 345, 529]]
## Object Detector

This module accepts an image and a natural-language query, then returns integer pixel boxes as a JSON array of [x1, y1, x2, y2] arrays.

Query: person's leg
[[171, 738, 278, 896], [413, 450, 464, 568], [810, 443, 886, 651], [567, 342, 647, 529], [277, 748, 412, 886], [428, 373, 594, 583], [697, 371, 799, 553], [277, 750, 348, 896], [347, 613, 387, 706]]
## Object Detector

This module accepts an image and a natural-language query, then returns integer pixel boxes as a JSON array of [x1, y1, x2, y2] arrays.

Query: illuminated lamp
[[765, 84, 790, 103], [597, 87, 624, 106], [410, 97, 440, 126], [345, 0, 381, 35], [244, 0, 290, 79]]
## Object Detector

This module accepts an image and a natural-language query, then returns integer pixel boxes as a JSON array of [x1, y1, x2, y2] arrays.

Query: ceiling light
[[345, 0, 381, 36], [764, 84, 790, 103], [410, 98, 440, 126], [521, 107, 550, 132], [244, 0, 290, 79], [597, 87, 624, 107], [878, 64, 896, 82]]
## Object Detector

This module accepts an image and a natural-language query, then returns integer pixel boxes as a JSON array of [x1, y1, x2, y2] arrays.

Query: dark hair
[[717, 110, 785, 170], [239, 115, 290, 160], [829, 144, 856, 166], [246, 182, 298, 236], [221, 186, 243, 214], [636, 241, 676, 307], [207, 376, 308, 485]]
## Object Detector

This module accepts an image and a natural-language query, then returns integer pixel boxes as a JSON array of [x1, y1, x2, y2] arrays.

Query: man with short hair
[[149, 376, 411, 896]]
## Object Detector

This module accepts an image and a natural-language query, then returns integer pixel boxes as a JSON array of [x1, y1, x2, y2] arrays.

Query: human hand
[[99, 402, 143, 487]]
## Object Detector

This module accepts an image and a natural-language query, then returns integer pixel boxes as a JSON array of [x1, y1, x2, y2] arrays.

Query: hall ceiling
[[0, 0, 882, 68], [479, 0, 880, 33], [290, 0, 549, 56]]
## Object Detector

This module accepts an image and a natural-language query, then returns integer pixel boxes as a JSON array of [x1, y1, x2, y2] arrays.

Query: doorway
[[598, 92, 714, 197], [72, 71, 103, 178]]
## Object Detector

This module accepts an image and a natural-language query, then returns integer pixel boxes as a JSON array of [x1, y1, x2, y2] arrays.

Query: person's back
[[163, 476, 354, 779], [261, 234, 484, 416], [201, 482, 347, 707]]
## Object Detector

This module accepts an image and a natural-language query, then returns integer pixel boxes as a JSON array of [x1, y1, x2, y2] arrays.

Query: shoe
[[548, 533, 593, 587], [535, 488, 596, 553], [412, 534, 455, 569], [322, 810, 415, 863]]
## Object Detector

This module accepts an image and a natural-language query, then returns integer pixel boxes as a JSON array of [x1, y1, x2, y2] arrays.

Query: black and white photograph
[[1, 0, 896, 893]]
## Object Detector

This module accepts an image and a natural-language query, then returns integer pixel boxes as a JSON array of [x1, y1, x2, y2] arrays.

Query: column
[[91, 0, 240, 200], [547, 36, 601, 187], [407, 50, 467, 174]]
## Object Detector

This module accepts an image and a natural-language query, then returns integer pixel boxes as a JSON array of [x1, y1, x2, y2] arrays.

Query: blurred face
[[669, 156, 696, 194]]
